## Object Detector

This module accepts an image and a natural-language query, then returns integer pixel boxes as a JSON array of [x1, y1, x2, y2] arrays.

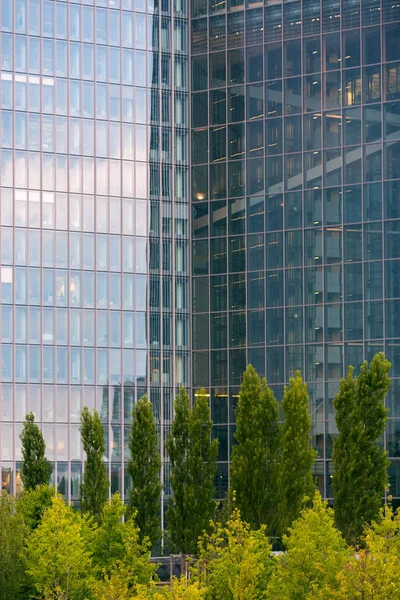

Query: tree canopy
[[128, 395, 162, 548], [333, 353, 391, 544], [20, 412, 52, 491], [80, 407, 110, 521], [230, 364, 280, 531], [277, 371, 316, 536], [167, 387, 218, 554]]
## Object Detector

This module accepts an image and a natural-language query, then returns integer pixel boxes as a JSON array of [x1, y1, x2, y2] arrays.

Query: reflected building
[[190, 0, 400, 502], [0, 0, 190, 528]]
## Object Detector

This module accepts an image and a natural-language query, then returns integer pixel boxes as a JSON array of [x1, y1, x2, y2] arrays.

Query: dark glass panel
[[364, 261, 383, 300], [344, 262, 362, 301], [210, 163, 227, 200], [192, 92, 208, 128], [210, 199, 227, 235], [211, 313, 227, 348], [363, 27, 381, 65], [211, 274, 227, 311], [343, 29, 360, 68], [228, 86, 245, 122], [209, 52, 226, 89], [247, 45, 263, 83]]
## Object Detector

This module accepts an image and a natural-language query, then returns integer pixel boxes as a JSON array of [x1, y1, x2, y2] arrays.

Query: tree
[[167, 388, 218, 555], [230, 365, 280, 531], [337, 503, 400, 599], [0, 492, 28, 599], [277, 371, 316, 537], [128, 395, 162, 548], [333, 353, 391, 544], [135, 579, 204, 600], [23, 495, 93, 600], [80, 406, 109, 521], [16, 484, 54, 531], [91, 492, 156, 588], [19, 412, 52, 491], [195, 506, 273, 600], [269, 492, 349, 600]]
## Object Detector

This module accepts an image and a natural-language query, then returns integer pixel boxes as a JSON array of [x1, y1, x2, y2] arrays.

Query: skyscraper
[[1, 0, 400, 513], [191, 0, 400, 502], [0, 0, 190, 530]]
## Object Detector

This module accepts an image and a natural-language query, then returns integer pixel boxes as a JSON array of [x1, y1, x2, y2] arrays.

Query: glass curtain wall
[[191, 0, 400, 502], [0, 0, 189, 525]]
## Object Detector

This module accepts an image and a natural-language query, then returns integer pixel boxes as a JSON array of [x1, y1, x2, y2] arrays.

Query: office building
[[0, 0, 190, 530], [191, 0, 400, 501], [1, 0, 400, 512]]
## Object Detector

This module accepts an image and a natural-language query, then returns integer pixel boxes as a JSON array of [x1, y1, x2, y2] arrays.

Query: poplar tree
[[80, 407, 109, 521], [128, 395, 162, 548], [333, 353, 391, 544], [167, 387, 218, 555], [230, 364, 281, 531], [277, 371, 316, 537], [20, 413, 52, 491]]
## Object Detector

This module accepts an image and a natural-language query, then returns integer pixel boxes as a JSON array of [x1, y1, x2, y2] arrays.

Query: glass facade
[[0, 0, 189, 523], [191, 0, 400, 501], [2, 0, 400, 514]]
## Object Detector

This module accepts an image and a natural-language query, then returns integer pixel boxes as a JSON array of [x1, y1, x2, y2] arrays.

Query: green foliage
[[195, 506, 273, 600], [333, 353, 391, 544], [16, 484, 54, 531], [230, 365, 280, 531], [91, 492, 156, 588], [23, 494, 93, 600], [269, 492, 349, 600], [167, 388, 218, 555], [0, 491, 28, 600], [336, 503, 400, 599], [19, 412, 52, 491], [128, 395, 162, 548], [277, 371, 316, 537], [91, 572, 131, 600], [80, 406, 110, 521], [135, 579, 205, 600]]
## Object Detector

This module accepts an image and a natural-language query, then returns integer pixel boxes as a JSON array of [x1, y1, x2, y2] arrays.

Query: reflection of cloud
[[1, 150, 149, 199]]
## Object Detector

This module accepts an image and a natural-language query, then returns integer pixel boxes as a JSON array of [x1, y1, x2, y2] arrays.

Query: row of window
[[192, 340, 400, 386], [1, 68, 188, 119], [191, 145, 400, 200], [193, 227, 400, 273], [192, 265, 399, 310], [192, 188, 395, 235], [192, 0, 399, 33], [0, 192, 189, 237], [193, 116, 399, 165], [0, 345, 189, 386], [0, 269, 188, 312], [0, 74, 188, 127], [0, 383, 161, 424], [0, 155, 188, 201], [194, 93, 400, 139], [193, 14, 399, 56], [193, 302, 400, 348], [2, 0, 181, 36], [3, 3, 186, 50], [1, 114, 188, 163], [1, 306, 150, 345], [0, 192, 150, 233], [192, 52, 400, 101], [0, 234, 189, 274], [3, 37, 187, 88], [0, 151, 156, 197]]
